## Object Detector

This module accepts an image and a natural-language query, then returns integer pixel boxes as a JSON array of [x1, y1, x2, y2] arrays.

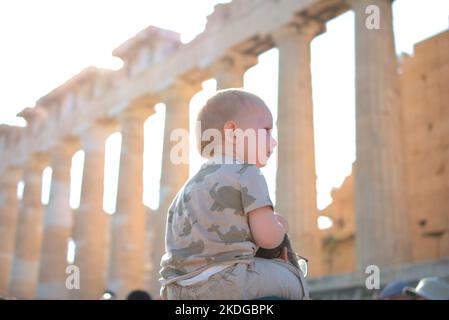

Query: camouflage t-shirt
[[159, 157, 273, 286]]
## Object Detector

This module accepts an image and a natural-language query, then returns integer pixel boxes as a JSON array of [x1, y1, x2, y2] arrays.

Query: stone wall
[[318, 29, 449, 276]]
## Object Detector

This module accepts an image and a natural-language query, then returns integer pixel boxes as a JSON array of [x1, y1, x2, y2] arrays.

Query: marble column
[[108, 103, 155, 299], [10, 153, 48, 299], [0, 166, 22, 296], [273, 21, 325, 277], [148, 82, 198, 295], [72, 120, 116, 299], [211, 52, 258, 89], [350, 0, 411, 270], [37, 138, 79, 299]]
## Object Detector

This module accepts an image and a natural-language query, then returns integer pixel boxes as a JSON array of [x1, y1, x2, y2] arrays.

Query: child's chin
[[256, 161, 267, 168], [256, 155, 271, 167]]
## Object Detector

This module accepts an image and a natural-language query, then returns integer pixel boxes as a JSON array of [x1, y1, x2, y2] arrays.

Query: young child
[[159, 89, 309, 300]]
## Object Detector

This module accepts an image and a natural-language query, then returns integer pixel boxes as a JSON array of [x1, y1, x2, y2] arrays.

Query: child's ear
[[223, 121, 237, 145]]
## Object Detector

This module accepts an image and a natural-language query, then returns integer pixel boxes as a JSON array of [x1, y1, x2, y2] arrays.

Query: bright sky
[[2, 1, 448, 233]]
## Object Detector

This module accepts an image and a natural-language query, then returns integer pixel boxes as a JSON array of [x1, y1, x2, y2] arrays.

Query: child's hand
[[280, 246, 289, 263]]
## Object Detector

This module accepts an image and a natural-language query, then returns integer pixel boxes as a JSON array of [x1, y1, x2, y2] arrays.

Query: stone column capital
[[271, 19, 326, 47], [210, 50, 258, 77], [119, 99, 156, 125], [160, 79, 201, 106], [1, 166, 22, 185], [81, 118, 118, 150], [209, 50, 258, 89], [48, 138, 80, 185], [51, 137, 80, 158], [26, 152, 50, 172]]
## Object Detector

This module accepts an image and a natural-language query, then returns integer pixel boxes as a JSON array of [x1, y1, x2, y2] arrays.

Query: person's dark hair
[[126, 289, 152, 300]]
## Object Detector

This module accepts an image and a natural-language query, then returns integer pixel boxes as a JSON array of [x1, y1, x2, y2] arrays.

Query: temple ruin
[[0, 0, 448, 299]]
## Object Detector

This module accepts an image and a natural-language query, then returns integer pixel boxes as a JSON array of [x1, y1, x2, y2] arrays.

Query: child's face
[[224, 102, 277, 167]]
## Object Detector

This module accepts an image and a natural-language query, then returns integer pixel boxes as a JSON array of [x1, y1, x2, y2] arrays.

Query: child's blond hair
[[196, 88, 267, 157]]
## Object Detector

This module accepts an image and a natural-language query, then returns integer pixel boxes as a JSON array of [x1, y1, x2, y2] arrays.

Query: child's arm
[[273, 213, 290, 262], [248, 206, 287, 249], [274, 212, 289, 233]]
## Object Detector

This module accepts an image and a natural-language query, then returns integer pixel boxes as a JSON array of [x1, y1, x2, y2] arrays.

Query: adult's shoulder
[[236, 164, 262, 178]]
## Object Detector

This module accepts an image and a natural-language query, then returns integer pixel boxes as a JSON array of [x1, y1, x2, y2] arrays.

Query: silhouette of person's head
[[126, 289, 152, 300]]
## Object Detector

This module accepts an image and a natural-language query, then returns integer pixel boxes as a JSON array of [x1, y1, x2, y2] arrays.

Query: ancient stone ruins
[[0, 0, 448, 299]]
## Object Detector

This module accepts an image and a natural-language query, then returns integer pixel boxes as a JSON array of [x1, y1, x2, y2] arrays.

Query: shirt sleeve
[[238, 164, 274, 214]]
